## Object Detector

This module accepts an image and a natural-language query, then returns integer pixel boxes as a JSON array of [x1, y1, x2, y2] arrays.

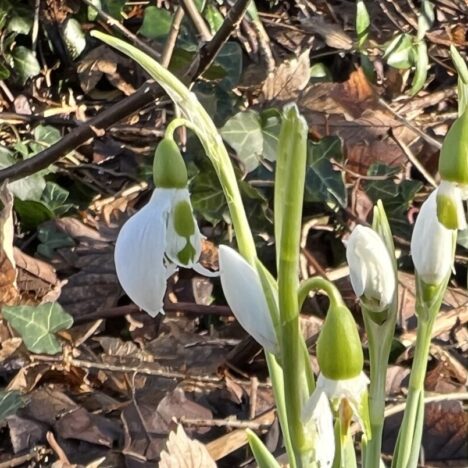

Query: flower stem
[[276, 105, 309, 464], [392, 318, 432, 468]]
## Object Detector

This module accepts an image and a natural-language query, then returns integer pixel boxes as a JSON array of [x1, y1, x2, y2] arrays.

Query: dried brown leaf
[[159, 425, 216, 468]]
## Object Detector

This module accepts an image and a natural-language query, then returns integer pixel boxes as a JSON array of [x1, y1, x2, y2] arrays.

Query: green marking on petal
[[177, 240, 196, 265], [172, 200, 196, 237], [437, 193, 461, 229]]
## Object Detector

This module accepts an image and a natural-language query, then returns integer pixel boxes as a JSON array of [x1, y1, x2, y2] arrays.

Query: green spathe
[[317, 304, 363, 380], [153, 138, 188, 188], [439, 109, 468, 185]]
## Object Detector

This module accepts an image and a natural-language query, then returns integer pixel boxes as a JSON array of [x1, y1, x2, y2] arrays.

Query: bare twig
[[0, 446, 51, 468], [0, 0, 252, 183], [81, 0, 161, 63], [179, 0, 212, 41], [161, 7, 185, 68], [180, 415, 270, 430]]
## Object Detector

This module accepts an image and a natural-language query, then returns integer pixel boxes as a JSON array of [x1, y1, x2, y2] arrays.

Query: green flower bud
[[172, 200, 195, 237], [439, 109, 468, 186], [317, 304, 363, 380], [153, 138, 188, 188]]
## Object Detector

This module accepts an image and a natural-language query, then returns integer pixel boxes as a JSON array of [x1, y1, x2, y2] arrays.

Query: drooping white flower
[[114, 187, 202, 317], [346, 225, 395, 311], [218, 245, 277, 353], [303, 372, 370, 441], [436, 180, 467, 230], [411, 190, 456, 285], [302, 390, 335, 467]]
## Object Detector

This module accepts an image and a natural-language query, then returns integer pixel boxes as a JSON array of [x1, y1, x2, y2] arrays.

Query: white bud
[[411, 190, 455, 285], [219, 246, 277, 353], [346, 225, 395, 311]]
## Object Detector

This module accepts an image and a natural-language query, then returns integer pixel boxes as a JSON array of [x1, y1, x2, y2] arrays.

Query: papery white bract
[[114, 187, 202, 317], [346, 225, 395, 311], [219, 245, 277, 353], [302, 390, 335, 467], [411, 190, 455, 285]]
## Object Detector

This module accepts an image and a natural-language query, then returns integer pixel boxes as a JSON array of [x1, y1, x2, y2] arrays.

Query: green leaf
[[190, 170, 228, 224], [384, 34, 415, 69], [0, 146, 45, 201], [63, 18, 86, 59], [457, 228, 468, 249], [37, 224, 75, 259], [260, 109, 281, 163], [7, 14, 32, 34], [417, 0, 434, 40], [216, 42, 242, 91], [310, 62, 332, 81], [0, 391, 24, 421], [356, 0, 370, 50], [0, 60, 10, 79], [246, 429, 280, 468], [410, 40, 428, 95], [221, 110, 263, 173], [87, 0, 101, 21], [450, 45, 468, 84], [363, 163, 399, 201], [203, 3, 224, 34], [12, 46, 40, 84], [2, 303, 73, 355], [305, 136, 347, 207], [138, 6, 173, 40], [41, 182, 73, 216], [14, 199, 54, 229], [101, 0, 125, 19], [30, 125, 61, 154]]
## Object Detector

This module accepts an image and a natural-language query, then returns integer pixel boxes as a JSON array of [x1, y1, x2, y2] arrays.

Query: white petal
[[302, 391, 335, 468], [114, 189, 174, 317], [219, 245, 277, 353], [165, 188, 202, 267], [346, 225, 395, 310], [411, 190, 454, 284]]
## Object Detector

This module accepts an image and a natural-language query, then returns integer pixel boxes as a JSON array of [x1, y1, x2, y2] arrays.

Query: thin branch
[[0, 0, 252, 183], [179, 0, 212, 42], [161, 6, 185, 68], [81, 0, 161, 63]]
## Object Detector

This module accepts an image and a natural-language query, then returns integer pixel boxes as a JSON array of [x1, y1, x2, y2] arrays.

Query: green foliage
[[138, 6, 173, 40], [2, 303, 73, 355], [221, 109, 281, 173], [0, 391, 24, 421], [37, 224, 75, 259], [63, 18, 87, 59], [11, 46, 40, 84], [364, 163, 422, 237], [305, 136, 347, 208], [356, 0, 370, 51], [384, 34, 415, 69]]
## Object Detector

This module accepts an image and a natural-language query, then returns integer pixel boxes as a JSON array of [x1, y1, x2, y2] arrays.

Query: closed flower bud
[[219, 245, 278, 353], [153, 138, 188, 189], [317, 302, 363, 381], [346, 225, 395, 312], [436, 180, 467, 230], [411, 190, 455, 285]]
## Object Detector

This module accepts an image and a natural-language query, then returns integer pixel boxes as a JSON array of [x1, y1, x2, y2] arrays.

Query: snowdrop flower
[[302, 391, 335, 467], [437, 109, 468, 229], [306, 293, 371, 439], [346, 225, 395, 312], [218, 245, 278, 353], [114, 138, 203, 316], [411, 190, 456, 285]]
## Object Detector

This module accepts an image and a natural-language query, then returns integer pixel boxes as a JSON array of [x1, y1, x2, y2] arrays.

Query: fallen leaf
[[159, 425, 216, 468]]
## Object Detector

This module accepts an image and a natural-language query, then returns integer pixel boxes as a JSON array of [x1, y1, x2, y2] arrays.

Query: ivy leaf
[[305, 136, 347, 207], [30, 125, 61, 155], [138, 6, 173, 40], [384, 34, 415, 69], [0, 391, 24, 421], [2, 303, 73, 355], [221, 110, 264, 173], [12, 46, 40, 84], [261, 109, 282, 162], [41, 182, 73, 216], [63, 18, 86, 60]]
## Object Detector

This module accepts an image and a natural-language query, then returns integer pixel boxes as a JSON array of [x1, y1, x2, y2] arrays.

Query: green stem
[[277, 105, 309, 465], [392, 318, 433, 468], [363, 314, 394, 468], [298, 277, 344, 311]]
